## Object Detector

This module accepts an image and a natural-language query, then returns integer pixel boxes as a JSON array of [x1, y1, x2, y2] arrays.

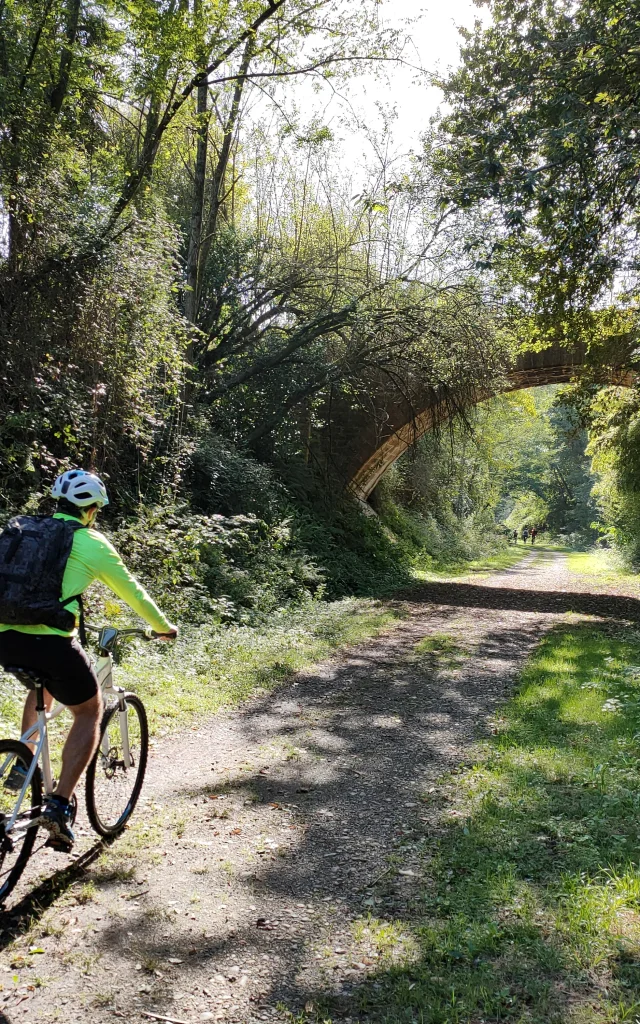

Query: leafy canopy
[[438, 0, 640, 316]]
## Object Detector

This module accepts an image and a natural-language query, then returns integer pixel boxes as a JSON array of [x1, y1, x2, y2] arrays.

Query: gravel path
[[1, 549, 639, 1024]]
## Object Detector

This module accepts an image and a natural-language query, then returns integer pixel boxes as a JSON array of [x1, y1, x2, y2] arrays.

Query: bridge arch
[[346, 345, 633, 501]]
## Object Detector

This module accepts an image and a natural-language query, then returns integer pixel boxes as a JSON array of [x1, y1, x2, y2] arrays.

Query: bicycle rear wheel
[[85, 694, 148, 837], [0, 740, 42, 904]]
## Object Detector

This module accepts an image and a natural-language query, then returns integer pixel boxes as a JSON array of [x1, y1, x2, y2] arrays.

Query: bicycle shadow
[[0, 837, 113, 942]]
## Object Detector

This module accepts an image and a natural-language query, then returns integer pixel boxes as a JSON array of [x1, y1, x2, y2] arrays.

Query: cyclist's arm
[[92, 537, 174, 635]]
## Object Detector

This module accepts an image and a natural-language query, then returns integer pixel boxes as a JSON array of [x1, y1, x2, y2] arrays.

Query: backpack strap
[[3, 525, 24, 563], [60, 592, 87, 647], [60, 520, 89, 647], [77, 593, 87, 649]]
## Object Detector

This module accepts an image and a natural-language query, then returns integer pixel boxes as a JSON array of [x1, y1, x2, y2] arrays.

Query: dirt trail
[[2, 549, 639, 1024]]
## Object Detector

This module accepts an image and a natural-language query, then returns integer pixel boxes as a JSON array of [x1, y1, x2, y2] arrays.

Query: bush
[[187, 429, 289, 521], [113, 504, 324, 624], [185, 433, 411, 599], [293, 499, 412, 597], [375, 484, 505, 570]]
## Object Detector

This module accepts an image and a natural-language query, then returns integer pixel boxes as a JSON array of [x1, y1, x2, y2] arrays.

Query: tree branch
[[103, 0, 287, 236], [202, 301, 358, 400]]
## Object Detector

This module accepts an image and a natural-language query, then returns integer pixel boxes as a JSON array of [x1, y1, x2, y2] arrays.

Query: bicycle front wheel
[[0, 740, 42, 904], [85, 694, 149, 837]]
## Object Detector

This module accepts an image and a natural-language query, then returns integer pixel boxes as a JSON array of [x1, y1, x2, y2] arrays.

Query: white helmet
[[51, 469, 109, 508]]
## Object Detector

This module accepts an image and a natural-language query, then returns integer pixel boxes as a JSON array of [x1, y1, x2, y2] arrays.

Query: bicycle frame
[[1, 651, 132, 836]]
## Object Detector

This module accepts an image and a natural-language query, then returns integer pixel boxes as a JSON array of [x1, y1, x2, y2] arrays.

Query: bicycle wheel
[[0, 740, 42, 904], [85, 694, 149, 837]]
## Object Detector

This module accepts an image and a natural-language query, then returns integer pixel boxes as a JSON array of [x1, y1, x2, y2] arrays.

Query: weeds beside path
[[566, 546, 640, 599], [4, 550, 640, 1024]]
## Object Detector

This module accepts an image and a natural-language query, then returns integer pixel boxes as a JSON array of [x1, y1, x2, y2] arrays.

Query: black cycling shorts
[[0, 631, 99, 706]]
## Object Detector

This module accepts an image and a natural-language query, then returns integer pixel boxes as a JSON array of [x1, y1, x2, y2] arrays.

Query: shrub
[[112, 504, 324, 623]]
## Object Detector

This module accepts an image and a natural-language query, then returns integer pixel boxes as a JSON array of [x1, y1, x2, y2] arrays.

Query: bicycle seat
[[3, 665, 49, 690]]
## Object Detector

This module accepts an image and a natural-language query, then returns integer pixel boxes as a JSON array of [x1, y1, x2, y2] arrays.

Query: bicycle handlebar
[[86, 625, 177, 652], [113, 628, 152, 640]]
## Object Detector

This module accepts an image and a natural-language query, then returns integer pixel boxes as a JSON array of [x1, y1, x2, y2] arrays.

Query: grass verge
[[414, 544, 536, 580], [300, 624, 640, 1024], [566, 548, 640, 591]]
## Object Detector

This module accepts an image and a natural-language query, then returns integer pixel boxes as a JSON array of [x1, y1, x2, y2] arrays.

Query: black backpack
[[0, 516, 86, 632]]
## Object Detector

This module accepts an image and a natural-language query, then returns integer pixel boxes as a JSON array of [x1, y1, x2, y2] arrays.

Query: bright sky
[[274, 0, 489, 167]]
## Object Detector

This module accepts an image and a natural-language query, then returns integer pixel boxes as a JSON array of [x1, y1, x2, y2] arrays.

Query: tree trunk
[[184, 76, 208, 323], [198, 35, 255, 283], [184, 0, 209, 325], [49, 0, 81, 114]]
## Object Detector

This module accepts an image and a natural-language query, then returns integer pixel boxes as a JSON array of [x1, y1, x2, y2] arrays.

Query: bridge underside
[[345, 348, 633, 502]]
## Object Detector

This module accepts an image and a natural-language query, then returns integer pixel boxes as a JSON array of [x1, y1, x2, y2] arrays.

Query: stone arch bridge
[[330, 344, 633, 502]]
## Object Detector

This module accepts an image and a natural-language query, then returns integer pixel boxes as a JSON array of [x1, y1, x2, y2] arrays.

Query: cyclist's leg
[[28, 637, 102, 800], [55, 692, 102, 800], [30, 639, 101, 849]]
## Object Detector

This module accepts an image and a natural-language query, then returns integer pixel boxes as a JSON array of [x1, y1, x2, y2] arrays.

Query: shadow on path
[[89, 612, 553, 1018], [403, 579, 640, 620], [0, 840, 111, 942], [4, 556, 637, 1022]]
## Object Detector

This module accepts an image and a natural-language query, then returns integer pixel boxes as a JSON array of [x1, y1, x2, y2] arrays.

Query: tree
[[545, 398, 597, 538], [560, 381, 640, 561], [437, 0, 640, 315], [0, 0, 403, 507], [505, 490, 550, 531], [178, 131, 511, 461]]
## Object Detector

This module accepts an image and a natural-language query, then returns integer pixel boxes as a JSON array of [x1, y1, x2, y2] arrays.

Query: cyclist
[[0, 470, 177, 851]]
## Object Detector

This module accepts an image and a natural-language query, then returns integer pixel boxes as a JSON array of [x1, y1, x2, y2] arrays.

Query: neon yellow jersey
[[0, 512, 172, 637]]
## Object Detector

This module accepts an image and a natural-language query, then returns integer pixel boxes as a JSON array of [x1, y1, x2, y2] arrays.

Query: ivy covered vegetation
[[1, 0, 640, 631]]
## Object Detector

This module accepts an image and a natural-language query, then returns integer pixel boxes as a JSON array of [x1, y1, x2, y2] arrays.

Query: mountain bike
[[0, 626, 157, 903]]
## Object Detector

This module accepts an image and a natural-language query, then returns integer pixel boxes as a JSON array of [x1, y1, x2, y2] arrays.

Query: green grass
[[414, 544, 536, 580], [413, 633, 467, 668], [414, 634, 466, 658], [0, 597, 405, 740], [300, 625, 640, 1024], [566, 547, 640, 586]]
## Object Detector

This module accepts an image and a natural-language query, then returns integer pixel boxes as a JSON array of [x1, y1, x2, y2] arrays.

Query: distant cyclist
[[0, 470, 177, 851], [531, 527, 538, 545], [522, 528, 529, 543]]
